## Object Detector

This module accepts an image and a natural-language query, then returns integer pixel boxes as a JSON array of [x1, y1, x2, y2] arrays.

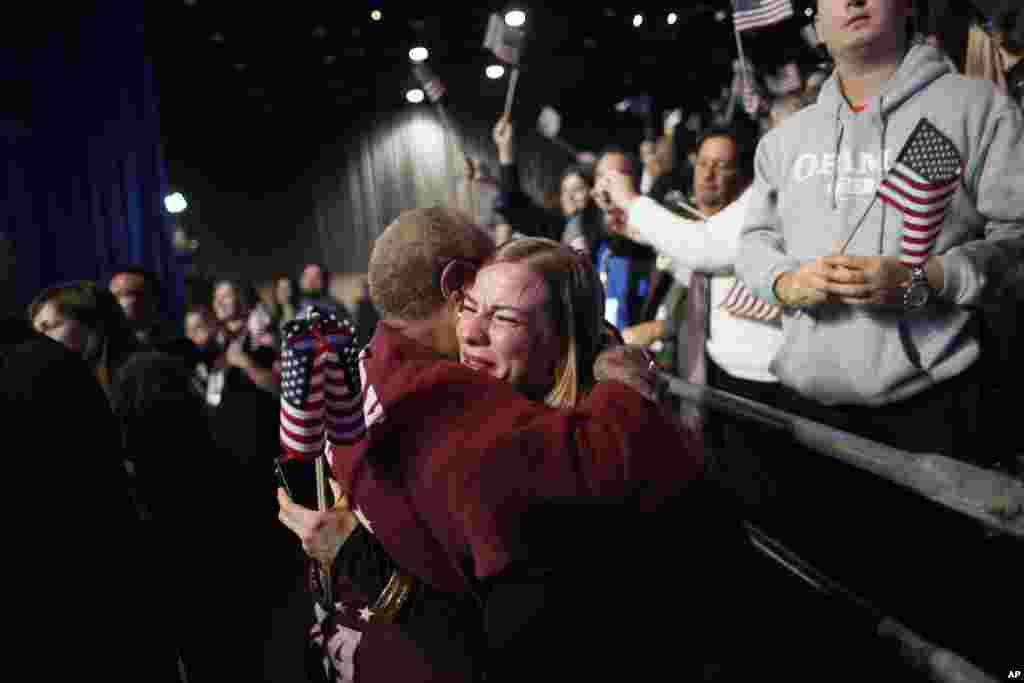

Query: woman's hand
[[277, 488, 360, 569], [493, 114, 515, 164]]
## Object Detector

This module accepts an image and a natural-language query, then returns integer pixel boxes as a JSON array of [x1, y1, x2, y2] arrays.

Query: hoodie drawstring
[[878, 109, 888, 256], [831, 103, 843, 211]]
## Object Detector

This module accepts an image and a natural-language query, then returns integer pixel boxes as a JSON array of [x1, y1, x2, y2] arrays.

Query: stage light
[[715, 10, 728, 22], [667, 12, 678, 25], [505, 10, 526, 27], [370, 9, 382, 21], [486, 64, 505, 79], [633, 13, 644, 27], [406, 88, 425, 103], [164, 192, 188, 214], [409, 46, 429, 62]]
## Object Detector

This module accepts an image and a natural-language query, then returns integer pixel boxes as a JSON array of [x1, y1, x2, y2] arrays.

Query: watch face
[[905, 283, 930, 308]]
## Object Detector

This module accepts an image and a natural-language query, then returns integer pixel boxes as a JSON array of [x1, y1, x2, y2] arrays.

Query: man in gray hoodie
[[736, 0, 1024, 463]]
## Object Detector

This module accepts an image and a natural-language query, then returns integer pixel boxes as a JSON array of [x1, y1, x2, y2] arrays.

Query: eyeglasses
[[695, 159, 737, 174]]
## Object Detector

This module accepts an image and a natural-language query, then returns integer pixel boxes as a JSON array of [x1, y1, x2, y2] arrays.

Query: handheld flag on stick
[[732, 0, 795, 32], [279, 307, 361, 465], [873, 119, 962, 266], [537, 106, 582, 158], [412, 63, 447, 103], [504, 67, 520, 116], [484, 13, 524, 65], [485, 13, 526, 115]]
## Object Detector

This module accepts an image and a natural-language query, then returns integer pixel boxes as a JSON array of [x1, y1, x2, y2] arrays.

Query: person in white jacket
[[595, 124, 787, 508]]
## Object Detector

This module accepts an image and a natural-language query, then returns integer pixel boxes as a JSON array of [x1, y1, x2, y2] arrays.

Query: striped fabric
[[876, 118, 962, 267], [279, 308, 360, 463], [732, 0, 794, 33], [719, 278, 782, 321]]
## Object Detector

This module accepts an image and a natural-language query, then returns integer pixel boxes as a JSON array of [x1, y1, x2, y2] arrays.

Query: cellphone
[[274, 459, 294, 499]]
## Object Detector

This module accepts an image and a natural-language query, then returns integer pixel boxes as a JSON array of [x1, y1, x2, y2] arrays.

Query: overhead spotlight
[[804, 7, 814, 17], [409, 46, 429, 62], [486, 64, 505, 79], [406, 88, 425, 103], [633, 13, 644, 27], [370, 9, 382, 21], [715, 10, 728, 22], [667, 12, 678, 25], [505, 10, 526, 27], [164, 192, 188, 214]]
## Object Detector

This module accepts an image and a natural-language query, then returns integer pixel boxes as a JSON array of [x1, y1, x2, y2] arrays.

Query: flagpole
[[731, 20, 749, 124], [504, 67, 520, 117]]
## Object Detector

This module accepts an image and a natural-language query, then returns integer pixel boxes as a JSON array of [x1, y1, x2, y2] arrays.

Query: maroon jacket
[[323, 323, 704, 680]]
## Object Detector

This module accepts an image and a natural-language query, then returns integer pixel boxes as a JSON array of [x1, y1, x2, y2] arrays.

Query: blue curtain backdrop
[[1, 3, 184, 325]]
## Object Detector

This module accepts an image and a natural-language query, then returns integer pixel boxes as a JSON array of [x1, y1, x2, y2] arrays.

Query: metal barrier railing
[[659, 373, 1024, 540], [744, 521, 999, 683], [660, 372, 1019, 681]]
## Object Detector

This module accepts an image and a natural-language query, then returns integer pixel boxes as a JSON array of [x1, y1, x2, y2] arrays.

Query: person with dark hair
[[1, 316, 146, 678], [111, 351, 268, 681], [491, 115, 604, 256], [28, 280, 141, 395], [738, 0, 1024, 469], [590, 148, 660, 331], [993, 0, 1024, 105], [274, 274, 299, 326], [108, 266, 171, 346], [597, 124, 787, 512], [297, 263, 341, 317], [207, 278, 277, 401]]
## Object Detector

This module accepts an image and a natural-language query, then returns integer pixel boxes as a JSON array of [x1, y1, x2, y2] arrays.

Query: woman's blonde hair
[[487, 238, 606, 409], [965, 24, 1008, 93]]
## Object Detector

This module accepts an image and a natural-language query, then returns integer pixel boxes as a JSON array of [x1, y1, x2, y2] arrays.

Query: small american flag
[[484, 12, 524, 65], [719, 278, 782, 321], [742, 76, 762, 117], [732, 0, 795, 32], [324, 331, 364, 447], [412, 63, 446, 103], [876, 118, 962, 267], [779, 62, 802, 94], [279, 308, 359, 463]]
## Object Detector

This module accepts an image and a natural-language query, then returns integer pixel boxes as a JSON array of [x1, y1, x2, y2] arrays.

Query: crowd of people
[[3, 0, 1022, 681]]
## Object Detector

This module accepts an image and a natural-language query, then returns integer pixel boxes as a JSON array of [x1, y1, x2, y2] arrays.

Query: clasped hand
[[777, 255, 911, 307]]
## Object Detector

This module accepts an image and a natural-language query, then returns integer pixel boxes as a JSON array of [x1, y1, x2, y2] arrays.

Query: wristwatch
[[903, 265, 932, 310]]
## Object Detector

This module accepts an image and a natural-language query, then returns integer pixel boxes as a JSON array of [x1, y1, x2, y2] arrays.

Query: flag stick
[[730, 23, 750, 124], [504, 67, 520, 117], [316, 450, 333, 608], [548, 135, 581, 158]]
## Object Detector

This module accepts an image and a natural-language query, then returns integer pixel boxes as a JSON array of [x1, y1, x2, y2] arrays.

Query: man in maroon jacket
[[280, 207, 707, 681]]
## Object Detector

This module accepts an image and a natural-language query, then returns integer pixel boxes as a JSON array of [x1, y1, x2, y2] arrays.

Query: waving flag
[[779, 62, 802, 94], [279, 308, 359, 463], [742, 76, 763, 117], [876, 118, 963, 267], [732, 0, 794, 32], [412, 63, 446, 103], [484, 13, 525, 65]]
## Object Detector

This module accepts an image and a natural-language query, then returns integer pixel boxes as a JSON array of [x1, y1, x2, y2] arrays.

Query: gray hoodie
[[737, 43, 1024, 406]]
